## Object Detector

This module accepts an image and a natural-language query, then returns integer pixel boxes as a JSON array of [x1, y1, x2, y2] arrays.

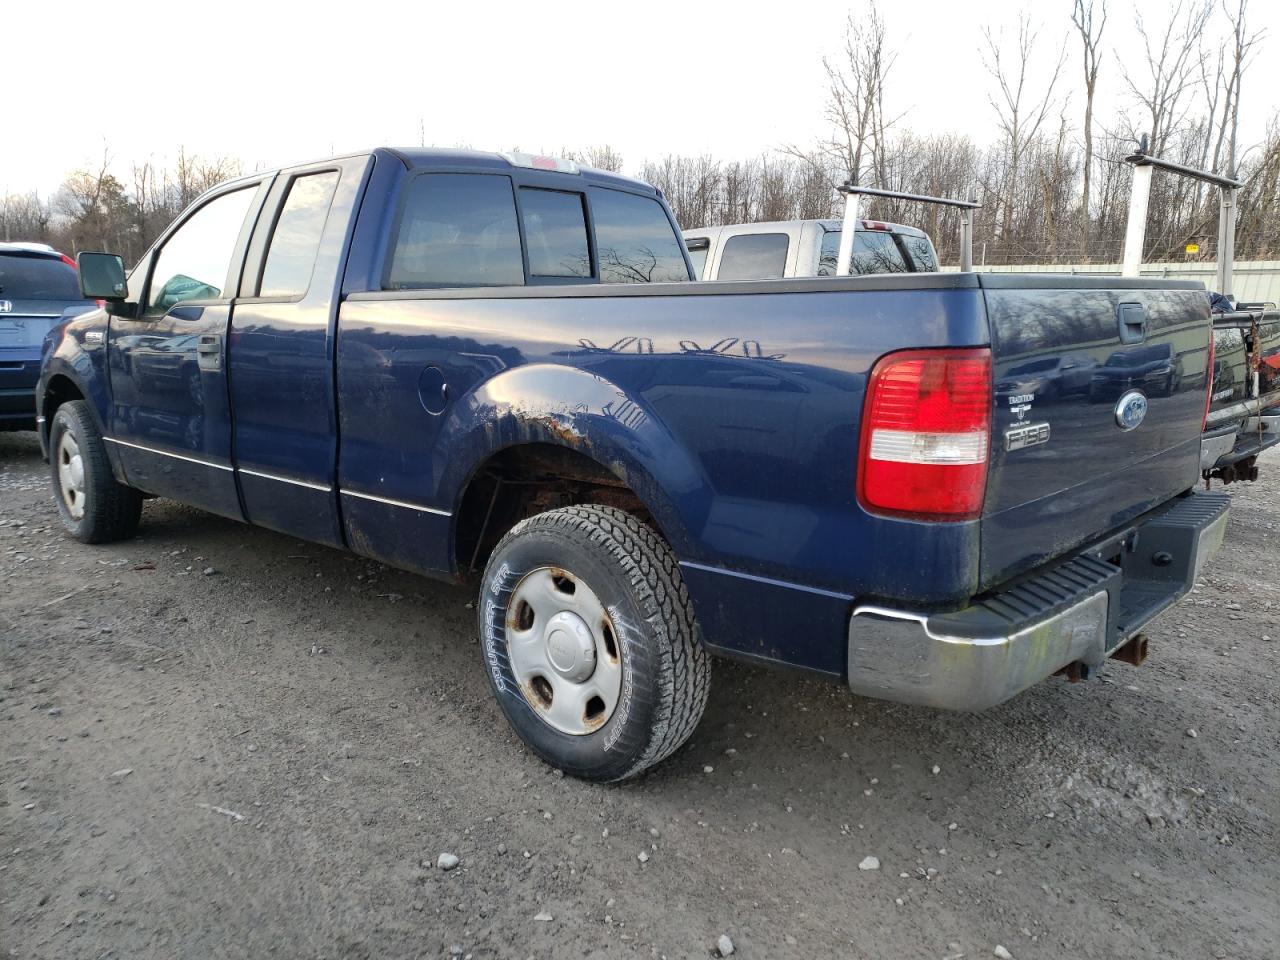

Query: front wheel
[[478, 505, 711, 782], [48, 400, 142, 543]]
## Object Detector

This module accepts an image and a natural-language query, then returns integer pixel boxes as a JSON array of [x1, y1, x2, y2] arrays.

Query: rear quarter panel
[[336, 277, 991, 607]]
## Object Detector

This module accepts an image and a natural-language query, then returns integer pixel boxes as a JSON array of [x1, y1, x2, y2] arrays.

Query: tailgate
[[0, 303, 66, 350], [1208, 313, 1253, 421], [1208, 307, 1280, 421], [979, 275, 1211, 588]]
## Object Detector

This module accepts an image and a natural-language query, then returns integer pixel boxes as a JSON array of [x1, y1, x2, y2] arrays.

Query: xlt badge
[[1004, 421, 1050, 451]]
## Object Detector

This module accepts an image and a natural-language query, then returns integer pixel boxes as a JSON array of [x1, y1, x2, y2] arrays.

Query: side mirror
[[77, 252, 128, 301]]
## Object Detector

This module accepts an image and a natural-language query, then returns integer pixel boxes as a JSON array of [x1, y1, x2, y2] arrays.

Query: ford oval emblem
[[1115, 390, 1149, 431]]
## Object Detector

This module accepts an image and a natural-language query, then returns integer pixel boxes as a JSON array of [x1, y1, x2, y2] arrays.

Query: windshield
[[817, 229, 938, 274], [0, 254, 81, 300]]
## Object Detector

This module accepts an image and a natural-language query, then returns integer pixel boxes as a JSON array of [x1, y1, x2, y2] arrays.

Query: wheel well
[[455, 443, 652, 575], [43, 375, 85, 423]]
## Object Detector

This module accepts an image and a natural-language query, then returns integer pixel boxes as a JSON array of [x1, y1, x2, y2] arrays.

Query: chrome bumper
[[846, 493, 1231, 711], [1200, 426, 1239, 471], [1242, 411, 1279, 436]]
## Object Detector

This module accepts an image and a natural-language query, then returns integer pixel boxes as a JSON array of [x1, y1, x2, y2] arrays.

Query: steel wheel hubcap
[[57, 431, 86, 520], [507, 567, 622, 735]]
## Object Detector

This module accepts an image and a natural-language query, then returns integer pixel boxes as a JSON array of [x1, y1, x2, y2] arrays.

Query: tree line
[[2, 1, 1274, 268], [639, 0, 1277, 266], [1, 147, 242, 266]]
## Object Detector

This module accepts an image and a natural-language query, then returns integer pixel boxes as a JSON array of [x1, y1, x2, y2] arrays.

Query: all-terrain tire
[[479, 504, 711, 782], [48, 400, 142, 543]]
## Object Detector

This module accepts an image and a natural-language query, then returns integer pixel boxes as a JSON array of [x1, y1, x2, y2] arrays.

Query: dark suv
[[0, 243, 96, 430]]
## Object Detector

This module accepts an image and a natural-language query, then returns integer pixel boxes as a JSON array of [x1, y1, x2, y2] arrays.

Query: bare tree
[[0, 191, 51, 242], [1235, 117, 1280, 257], [1212, 0, 1264, 176], [173, 146, 242, 210], [566, 145, 624, 173], [1071, 0, 1107, 232], [981, 15, 1067, 242], [791, 4, 897, 188], [1120, 0, 1212, 154]]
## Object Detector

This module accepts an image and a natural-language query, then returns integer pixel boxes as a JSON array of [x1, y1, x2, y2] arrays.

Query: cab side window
[[717, 233, 788, 281], [685, 239, 710, 279], [147, 187, 257, 315], [259, 171, 339, 297], [387, 174, 524, 289], [519, 188, 591, 279], [590, 188, 690, 283]]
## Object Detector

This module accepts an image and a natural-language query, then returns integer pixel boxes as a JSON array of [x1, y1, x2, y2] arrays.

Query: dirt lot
[[2, 431, 1277, 960]]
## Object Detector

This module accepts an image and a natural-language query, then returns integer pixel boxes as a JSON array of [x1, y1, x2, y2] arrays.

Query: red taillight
[[60, 253, 77, 269], [1202, 327, 1215, 430], [858, 348, 992, 520]]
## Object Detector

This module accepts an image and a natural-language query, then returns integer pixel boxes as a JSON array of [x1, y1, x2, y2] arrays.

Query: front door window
[[146, 187, 257, 315]]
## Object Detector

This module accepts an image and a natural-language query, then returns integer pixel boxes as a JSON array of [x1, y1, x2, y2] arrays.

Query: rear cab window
[[384, 170, 691, 290], [717, 233, 789, 280], [899, 234, 939, 271], [818, 228, 935, 275], [519, 188, 591, 279], [590, 188, 689, 283], [0, 254, 81, 301], [387, 174, 524, 289]]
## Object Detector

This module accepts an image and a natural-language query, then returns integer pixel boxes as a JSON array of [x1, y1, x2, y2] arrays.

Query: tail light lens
[[858, 348, 992, 520]]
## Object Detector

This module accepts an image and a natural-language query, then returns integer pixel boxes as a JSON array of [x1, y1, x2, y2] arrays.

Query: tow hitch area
[[1059, 632, 1149, 682], [1110, 633, 1149, 667]]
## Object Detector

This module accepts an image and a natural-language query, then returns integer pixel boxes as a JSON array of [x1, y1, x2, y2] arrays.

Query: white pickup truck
[[683, 217, 940, 281]]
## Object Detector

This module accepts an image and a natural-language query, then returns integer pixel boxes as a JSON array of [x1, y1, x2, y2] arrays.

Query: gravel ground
[[2, 430, 1278, 960]]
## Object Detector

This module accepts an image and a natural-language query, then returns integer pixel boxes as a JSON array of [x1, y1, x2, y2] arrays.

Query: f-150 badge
[[1004, 421, 1050, 451]]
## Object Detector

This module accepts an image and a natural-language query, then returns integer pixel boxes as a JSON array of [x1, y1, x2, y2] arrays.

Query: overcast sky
[[5, 0, 1278, 197]]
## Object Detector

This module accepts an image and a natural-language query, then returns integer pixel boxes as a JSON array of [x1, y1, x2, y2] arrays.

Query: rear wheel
[[49, 401, 142, 543], [478, 505, 711, 782]]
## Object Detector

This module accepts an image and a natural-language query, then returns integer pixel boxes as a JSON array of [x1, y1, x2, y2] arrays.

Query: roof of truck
[[206, 147, 658, 197], [382, 148, 656, 194], [684, 218, 930, 239]]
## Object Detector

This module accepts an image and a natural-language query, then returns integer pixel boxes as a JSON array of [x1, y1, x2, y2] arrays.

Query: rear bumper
[[847, 492, 1230, 710], [1203, 409, 1280, 476], [1200, 424, 1239, 471]]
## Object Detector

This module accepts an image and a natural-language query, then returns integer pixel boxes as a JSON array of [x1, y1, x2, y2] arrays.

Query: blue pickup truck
[[37, 148, 1228, 781]]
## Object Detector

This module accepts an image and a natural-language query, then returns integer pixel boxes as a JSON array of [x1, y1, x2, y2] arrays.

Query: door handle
[[197, 334, 222, 372], [1117, 303, 1147, 344]]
